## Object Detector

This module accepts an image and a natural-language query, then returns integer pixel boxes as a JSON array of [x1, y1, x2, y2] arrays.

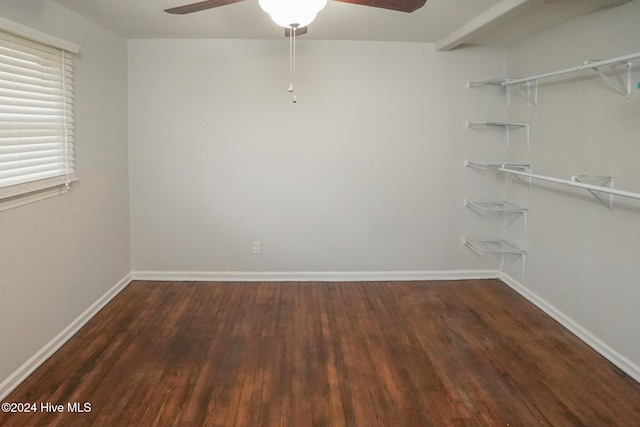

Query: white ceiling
[[50, 0, 631, 47]]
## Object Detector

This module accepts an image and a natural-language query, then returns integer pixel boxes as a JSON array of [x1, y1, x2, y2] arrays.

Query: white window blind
[[0, 28, 75, 202]]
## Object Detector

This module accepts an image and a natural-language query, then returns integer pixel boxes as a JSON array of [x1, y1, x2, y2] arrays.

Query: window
[[0, 27, 75, 209]]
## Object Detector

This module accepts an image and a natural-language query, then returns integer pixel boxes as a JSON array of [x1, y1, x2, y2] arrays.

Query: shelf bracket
[[500, 250, 527, 283], [465, 159, 495, 170], [466, 160, 532, 187], [463, 237, 526, 282], [571, 175, 614, 210], [466, 77, 507, 88], [502, 163, 533, 187], [587, 60, 632, 98], [506, 79, 538, 107], [464, 199, 528, 236], [466, 121, 531, 151]]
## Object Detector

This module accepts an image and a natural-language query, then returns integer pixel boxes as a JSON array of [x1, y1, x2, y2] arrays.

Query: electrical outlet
[[252, 241, 261, 254]]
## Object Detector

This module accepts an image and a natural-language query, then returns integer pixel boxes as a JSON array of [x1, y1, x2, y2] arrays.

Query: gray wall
[[128, 39, 507, 275], [503, 0, 640, 378], [0, 0, 130, 384]]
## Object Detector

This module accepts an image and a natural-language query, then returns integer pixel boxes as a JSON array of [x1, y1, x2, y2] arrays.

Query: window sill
[[0, 181, 76, 213]]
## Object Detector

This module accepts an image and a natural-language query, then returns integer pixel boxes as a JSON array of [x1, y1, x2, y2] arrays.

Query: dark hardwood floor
[[2, 279, 640, 426]]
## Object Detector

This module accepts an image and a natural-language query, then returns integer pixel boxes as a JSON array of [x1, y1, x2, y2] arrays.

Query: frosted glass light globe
[[259, 0, 328, 28]]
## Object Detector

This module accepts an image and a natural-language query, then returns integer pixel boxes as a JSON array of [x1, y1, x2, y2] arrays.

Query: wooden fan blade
[[332, 0, 427, 13], [284, 26, 308, 37], [165, 0, 245, 14]]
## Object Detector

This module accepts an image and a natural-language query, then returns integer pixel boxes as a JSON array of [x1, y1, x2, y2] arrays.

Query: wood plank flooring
[[2, 279, 640, 426]]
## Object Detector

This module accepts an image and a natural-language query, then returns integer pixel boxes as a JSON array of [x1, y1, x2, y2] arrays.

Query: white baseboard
[[0, 273, 132, 401], [131, 269, 500, 282], [499, 272, 640, 384]]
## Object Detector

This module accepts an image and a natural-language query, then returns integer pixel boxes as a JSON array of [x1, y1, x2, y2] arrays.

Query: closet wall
[[503, 0, 640, 378]]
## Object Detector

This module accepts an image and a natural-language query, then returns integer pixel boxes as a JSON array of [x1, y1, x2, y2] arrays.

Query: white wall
[[503, 0, 640, 377], [129, 39, 507, 275], [0, 1, 130, 384]]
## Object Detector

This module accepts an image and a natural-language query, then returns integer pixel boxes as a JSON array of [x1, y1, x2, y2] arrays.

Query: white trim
[[0, 16, 79, 53], [0, 273, 132, 401], [499, 272, 640, 384], [131, 270, 500, 282], [435, 0, 543, 51]]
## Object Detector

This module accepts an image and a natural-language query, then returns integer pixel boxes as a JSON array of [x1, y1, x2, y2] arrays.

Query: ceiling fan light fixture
[[258, 0, 327, 28]]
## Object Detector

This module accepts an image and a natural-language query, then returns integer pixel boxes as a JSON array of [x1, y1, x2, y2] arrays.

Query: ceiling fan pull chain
[[293, 25, 297, 103], [288, 26, 293, 93], [288, 24, 297, 103]]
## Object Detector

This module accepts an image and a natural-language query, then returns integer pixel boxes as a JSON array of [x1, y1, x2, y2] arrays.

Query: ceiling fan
[[165, 0, 427, 102], [165, 0, 427, 34]]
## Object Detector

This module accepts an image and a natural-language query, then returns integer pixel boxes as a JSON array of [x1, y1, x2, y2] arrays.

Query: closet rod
[[498, 167, 640, 201], [501, 52, 640, 86]]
